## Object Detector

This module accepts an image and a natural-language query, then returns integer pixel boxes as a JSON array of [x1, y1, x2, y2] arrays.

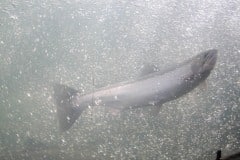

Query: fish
[[54, 49, 218, 132], [216, 150, 240, 160]]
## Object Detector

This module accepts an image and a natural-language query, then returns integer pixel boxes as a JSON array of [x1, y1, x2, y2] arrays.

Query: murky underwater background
[[0, 0, 240, 159]]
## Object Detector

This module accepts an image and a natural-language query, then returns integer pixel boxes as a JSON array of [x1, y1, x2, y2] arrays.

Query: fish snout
[[202, 49, 218, 71]]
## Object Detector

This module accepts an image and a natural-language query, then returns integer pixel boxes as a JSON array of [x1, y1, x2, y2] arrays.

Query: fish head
[[200, 49, 218, 71], [190, 49, 218, 82]]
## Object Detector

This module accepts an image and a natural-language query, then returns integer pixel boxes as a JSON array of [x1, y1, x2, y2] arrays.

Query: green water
[[0, 0, 240, 159]]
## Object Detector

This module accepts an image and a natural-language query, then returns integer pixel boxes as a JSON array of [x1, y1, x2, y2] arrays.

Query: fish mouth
[[202, 49, 218, 71]]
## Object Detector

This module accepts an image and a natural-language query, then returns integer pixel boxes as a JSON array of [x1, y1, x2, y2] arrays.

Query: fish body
[[54, 49, 217, 132]]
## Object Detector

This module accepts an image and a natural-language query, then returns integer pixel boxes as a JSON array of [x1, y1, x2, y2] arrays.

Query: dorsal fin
[[139, 64, 159, 77]]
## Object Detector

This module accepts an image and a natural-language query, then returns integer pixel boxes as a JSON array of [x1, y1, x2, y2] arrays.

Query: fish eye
[[204, 53, 209, 60]]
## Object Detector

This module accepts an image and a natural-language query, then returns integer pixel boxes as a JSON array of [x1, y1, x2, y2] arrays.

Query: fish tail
[[53, 84, 83, 132]]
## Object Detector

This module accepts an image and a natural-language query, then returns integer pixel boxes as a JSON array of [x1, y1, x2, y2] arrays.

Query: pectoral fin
[[150, 105, 162, 116], [199, 80, 208, 90], [108, 108, 122, 116]]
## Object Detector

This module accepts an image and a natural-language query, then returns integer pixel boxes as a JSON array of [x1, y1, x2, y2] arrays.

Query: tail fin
[[53, 84, 82, 132]]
